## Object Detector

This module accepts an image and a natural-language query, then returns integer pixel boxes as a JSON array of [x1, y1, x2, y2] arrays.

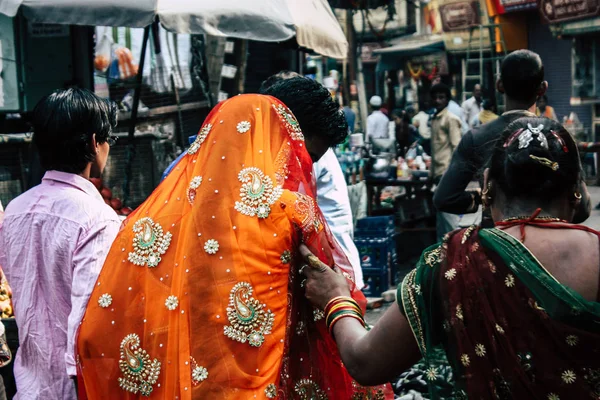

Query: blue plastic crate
[[355, 237, 391, 271], [362, 269, 390, 297], [355, 216, 395, 238]]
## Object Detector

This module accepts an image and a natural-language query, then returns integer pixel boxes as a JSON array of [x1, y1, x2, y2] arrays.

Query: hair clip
[[519, 123, 547, 149], [529, 155, 559, 171], [504, 128, 524, 148], [550, 130, 569, 153]]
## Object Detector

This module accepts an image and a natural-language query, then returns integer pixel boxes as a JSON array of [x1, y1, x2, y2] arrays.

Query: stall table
[[366, 177, 433, 217]]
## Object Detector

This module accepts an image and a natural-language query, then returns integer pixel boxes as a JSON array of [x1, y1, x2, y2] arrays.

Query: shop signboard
[[540, 0, 600, 23], [361, 43, 385, 63], [438, 0, 492, 51], [439, 1, 481, 31]]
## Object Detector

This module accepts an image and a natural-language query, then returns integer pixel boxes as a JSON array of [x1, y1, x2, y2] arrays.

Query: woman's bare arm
[[300, 245, 421, 386]]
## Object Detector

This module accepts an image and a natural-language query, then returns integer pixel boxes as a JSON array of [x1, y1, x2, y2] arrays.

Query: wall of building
[[527, 12, 592, 129]]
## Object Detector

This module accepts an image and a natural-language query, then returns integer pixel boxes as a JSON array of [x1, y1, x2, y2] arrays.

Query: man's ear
[[537, 81, 548, 98], [91, 133, 98, 155]]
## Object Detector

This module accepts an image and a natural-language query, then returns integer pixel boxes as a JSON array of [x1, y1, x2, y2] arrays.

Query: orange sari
[[77, 94, 392, 399]]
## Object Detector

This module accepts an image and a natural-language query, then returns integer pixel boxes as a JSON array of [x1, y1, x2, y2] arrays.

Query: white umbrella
[[0, 0, 347, 59]]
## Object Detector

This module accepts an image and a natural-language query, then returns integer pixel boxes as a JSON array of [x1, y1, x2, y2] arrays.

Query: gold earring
[[574, 192, 582, 200], [482, 183, 492, 208]]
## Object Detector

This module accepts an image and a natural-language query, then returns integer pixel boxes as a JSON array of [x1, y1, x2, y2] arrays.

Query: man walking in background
[[462, 83, 483, 128], [433, 49, 590, 225], [429, 83, 463, 240], [366, 95, 390, 140]]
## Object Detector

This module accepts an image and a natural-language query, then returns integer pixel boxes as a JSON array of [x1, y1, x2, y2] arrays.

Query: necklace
[[498, 216, 566, 224], [495, 208, 568, 242]]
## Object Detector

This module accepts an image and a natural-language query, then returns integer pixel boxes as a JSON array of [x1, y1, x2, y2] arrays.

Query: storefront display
[[572, 36, 596, 101], [0, 15, 19, 111]]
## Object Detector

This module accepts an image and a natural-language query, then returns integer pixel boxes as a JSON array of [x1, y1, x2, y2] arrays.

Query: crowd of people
[[0, 48, 597, 400]]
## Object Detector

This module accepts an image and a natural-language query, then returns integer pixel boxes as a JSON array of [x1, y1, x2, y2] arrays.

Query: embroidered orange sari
[[76, 94, 392, 399]]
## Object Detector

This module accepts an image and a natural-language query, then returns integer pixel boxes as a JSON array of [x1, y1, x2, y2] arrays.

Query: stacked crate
[[354, 216, 397, 297]]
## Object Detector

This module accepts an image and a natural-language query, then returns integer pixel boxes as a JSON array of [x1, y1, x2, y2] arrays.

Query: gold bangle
[[328, 302, 362, 316], [328, 313, 365, 336], [324, 296, 353, 312]]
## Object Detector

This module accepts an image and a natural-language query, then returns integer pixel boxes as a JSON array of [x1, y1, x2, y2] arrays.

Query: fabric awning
[[0, 0, 348, 58], [374, 35, 445, 70], [555, 16, 600, 36], [373, 35, 445, 57]]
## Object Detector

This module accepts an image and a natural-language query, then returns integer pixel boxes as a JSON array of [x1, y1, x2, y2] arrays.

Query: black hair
[[32, 88, 118, 174], [430, 83, 451, 99], [258, 71, 301, 94], [482, 98, 494, 111], [500, 50, 544, 104], [261, 76, 348, 147], [489, 117, 580, 202], [391, 108, 404, 118]]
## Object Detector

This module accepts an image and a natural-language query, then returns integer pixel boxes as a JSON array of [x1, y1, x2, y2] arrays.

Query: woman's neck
[[497, 201, 570, 222]]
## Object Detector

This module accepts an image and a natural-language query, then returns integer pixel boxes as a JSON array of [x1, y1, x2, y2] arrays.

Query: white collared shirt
[[314, 149, 364, 289]]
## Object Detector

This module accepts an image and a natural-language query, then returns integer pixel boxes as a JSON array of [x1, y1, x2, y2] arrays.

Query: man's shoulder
[[470, 115, 512, 142], [445, 110, 463, 124], [5, 184, 118, 225]]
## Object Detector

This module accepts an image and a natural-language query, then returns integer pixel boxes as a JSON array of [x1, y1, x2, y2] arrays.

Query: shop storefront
[[539, 0, 600, 139]]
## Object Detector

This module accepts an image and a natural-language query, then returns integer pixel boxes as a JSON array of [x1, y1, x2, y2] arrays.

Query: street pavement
[[365, 184, 600, 325]]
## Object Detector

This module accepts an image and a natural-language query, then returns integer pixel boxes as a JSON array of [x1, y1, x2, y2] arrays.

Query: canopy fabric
[[374, 35, 445, 71], [0, 0, 348, 58], [555, 16, 600, 36], [373, 35, 445, 56]]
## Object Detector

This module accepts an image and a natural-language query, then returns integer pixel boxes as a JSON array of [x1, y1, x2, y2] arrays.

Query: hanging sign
[[439, 1, 481, 31], [540, 0, 600, 23]]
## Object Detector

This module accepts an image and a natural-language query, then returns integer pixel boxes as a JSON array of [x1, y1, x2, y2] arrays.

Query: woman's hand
[[299, 244, 351, 310]]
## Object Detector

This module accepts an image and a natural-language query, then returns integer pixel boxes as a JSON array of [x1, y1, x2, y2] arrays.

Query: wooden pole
[[123, 23, 150, 205]]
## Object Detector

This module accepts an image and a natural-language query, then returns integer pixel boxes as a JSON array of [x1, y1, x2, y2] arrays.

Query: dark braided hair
[[489, 117, 581, 201], [260, 76, 348, 147]]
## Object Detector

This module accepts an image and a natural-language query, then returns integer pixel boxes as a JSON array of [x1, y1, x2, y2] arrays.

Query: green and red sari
[[400, 225, 600, 399]]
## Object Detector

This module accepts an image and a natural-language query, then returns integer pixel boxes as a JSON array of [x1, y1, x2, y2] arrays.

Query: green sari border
[[480, 228, 600, 320], [400, 269, 427, 356]]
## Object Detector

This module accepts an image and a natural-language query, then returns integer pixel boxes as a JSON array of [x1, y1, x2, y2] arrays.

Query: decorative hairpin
[[518, 123, 547, 150], [529, 155, 559, 171], [550, 130, 569, 153]]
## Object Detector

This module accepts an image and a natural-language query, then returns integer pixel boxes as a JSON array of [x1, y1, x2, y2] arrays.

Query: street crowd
[[0, 49, 598, 399]]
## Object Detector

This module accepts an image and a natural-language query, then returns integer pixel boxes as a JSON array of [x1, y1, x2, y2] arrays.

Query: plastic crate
[[362, 269, 390, 297], [355, 237, 391, 271], [355, 215, 395, 238]]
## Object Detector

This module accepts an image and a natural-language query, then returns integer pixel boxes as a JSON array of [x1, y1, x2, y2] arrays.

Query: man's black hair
[[32, 88, 118, 174], [261, 76, 348, 147], [430, 83, 451, 99], [500, 50, 544, 104], [258, 71, 300, 94], [482, 98, 494, 111]]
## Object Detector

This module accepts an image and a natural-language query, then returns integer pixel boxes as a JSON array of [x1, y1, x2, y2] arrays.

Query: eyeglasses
[[107, 136, 118, 147]]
